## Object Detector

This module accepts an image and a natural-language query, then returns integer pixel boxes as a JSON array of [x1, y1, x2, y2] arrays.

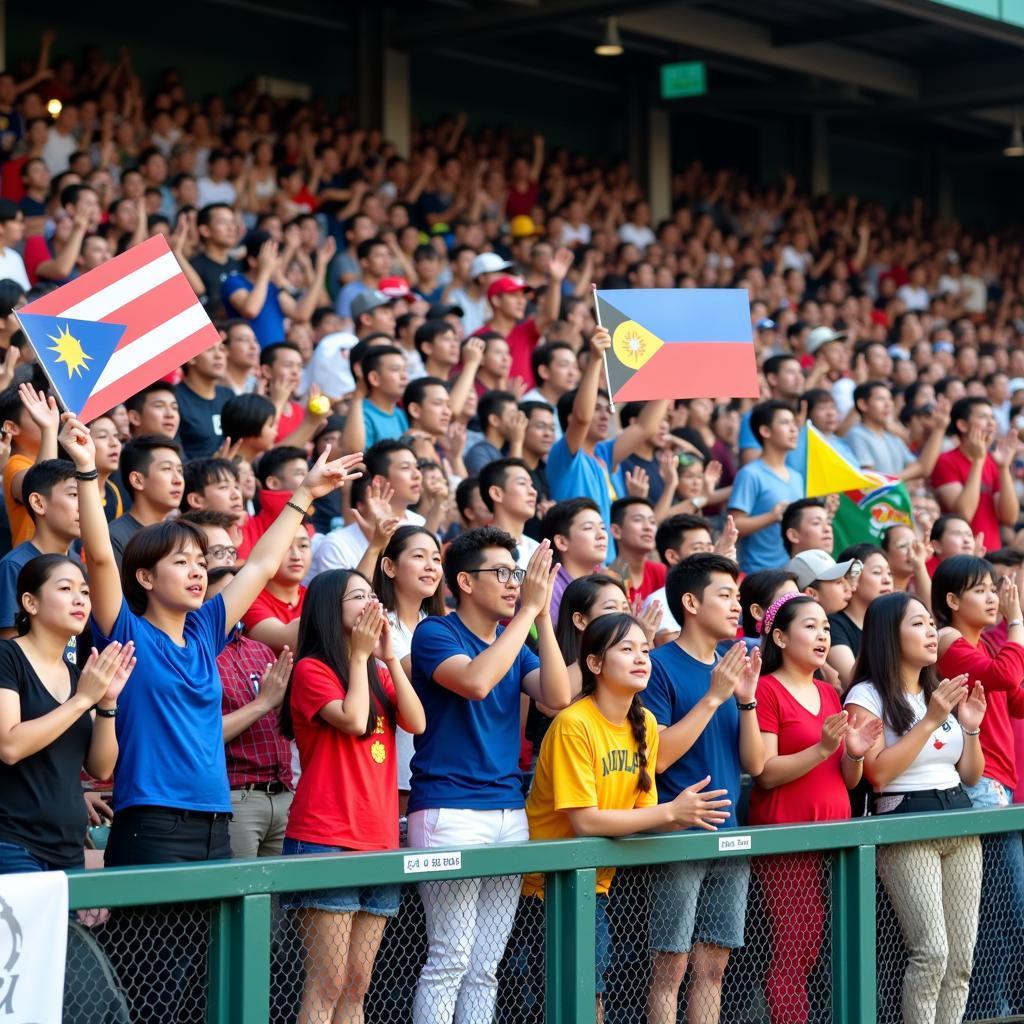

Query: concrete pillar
[[648, 108, 671, 223], [382, 49, 410, 156], [353, 8, 384, 129], [810, 112, 830, 197]]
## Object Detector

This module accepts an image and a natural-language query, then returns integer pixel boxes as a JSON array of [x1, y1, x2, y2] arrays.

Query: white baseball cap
[[470, 252, 514, 279], [786, 549, 858, 591]]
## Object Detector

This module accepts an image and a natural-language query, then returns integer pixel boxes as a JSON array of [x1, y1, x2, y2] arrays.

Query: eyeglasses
[[465, 567, 527, 585], [342, 590, 377, 603], [207, 545, 238, 560]]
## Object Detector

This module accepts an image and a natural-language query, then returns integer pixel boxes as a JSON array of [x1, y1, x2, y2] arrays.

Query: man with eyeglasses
[[408, 526, 571, 1024]]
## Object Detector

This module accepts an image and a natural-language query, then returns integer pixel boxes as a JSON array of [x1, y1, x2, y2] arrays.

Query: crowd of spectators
[[2, 30, 1024, 1024]]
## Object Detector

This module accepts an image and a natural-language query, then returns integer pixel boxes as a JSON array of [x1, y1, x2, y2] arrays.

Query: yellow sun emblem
[[612, 319, 664, 369], [47, 324, 93, 379]]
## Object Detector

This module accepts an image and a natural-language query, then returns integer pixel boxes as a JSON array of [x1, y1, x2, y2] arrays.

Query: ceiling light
[[595, 17, 624, 57]]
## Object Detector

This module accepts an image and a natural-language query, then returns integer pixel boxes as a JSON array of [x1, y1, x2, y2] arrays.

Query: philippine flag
[[15, 235, 219, 421], [595, 288, 759, 402]]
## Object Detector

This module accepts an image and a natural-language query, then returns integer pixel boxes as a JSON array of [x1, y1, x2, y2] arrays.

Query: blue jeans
[[0, 839, 73, 873], [963, 778, 1024, 1018]]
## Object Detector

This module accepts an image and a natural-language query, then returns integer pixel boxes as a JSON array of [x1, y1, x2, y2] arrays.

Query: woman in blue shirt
[[59, 412, 363, 866]]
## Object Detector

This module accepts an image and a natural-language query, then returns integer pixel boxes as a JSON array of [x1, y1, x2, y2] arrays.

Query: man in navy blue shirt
[[409, 526, 570, 1024], [642, 553, 764, 1024]]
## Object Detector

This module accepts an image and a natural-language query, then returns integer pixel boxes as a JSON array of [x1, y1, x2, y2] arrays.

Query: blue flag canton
[[17, 313, 126, 415]]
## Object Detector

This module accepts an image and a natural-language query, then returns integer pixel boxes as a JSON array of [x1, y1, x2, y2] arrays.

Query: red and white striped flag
[[15, 234, 219, 421]]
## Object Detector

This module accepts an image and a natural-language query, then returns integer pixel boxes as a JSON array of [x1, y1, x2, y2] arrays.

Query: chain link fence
[[58, 831, 1024, 1023]]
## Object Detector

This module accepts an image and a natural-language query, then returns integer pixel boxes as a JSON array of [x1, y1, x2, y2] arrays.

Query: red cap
[[487, 275, 532, 301], [378, 275, 414, 299]]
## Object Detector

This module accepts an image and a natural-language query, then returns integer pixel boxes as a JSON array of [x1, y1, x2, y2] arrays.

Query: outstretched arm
[[220, 447, 364, 632], [59, 416, 123, 634]]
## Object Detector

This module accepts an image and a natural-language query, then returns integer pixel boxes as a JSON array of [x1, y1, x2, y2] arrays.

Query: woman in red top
[[934, 554, 1024, 1019], [279, 568, 426, 1024], [749, 593, 881, 1024]]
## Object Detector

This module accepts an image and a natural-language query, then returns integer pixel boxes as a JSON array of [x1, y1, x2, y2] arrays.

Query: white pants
[[409, 807, 529, 1024]]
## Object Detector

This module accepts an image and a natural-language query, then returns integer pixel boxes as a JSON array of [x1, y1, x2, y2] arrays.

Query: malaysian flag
[[14, 234, 219, 420]]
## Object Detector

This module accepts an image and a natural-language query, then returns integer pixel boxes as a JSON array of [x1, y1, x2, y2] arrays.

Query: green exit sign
[[660, 61, 706, 99]]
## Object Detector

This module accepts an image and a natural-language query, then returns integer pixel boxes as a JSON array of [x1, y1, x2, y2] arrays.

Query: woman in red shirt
[[279, 568, 426, 1024], [241, 523, 310, 653], [934, 554, 1024, 1019], [749, 593, 881, 1024]]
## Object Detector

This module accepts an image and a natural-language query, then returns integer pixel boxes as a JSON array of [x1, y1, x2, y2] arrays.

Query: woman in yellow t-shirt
[[525, 613, 732, 1019]]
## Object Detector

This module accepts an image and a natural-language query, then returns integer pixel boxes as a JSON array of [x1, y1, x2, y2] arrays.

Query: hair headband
[[760, 591, 804, 636]]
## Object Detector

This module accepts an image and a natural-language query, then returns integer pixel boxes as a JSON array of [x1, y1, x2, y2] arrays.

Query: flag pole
[[590, 284, 615, 413]]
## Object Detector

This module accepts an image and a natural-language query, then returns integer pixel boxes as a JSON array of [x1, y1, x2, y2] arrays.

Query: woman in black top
[[0, 554, 135, 871], [827, 544, 894, 689]]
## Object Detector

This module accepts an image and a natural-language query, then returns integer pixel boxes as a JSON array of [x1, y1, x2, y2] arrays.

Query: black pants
[[102, 807, 232, 1024], [105, 805, 232, 866]]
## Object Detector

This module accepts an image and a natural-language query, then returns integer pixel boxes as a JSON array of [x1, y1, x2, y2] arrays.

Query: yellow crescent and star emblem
[[612, 319, 664, 369], [47, 324, 93, 378]]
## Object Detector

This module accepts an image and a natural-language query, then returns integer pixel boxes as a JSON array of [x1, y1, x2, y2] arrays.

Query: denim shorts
[[650, 856, 750, 953], [964, 776, 1013, 809], [280, 837, 400, 917]]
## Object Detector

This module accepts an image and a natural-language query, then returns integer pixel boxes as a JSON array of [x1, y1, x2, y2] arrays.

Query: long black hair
[[279, 569, 395, 740], [14, 554, 85, 636], [851, 592, 939, 735], [740, 568, 799, 638], [373, 525, 445, 619], [577, 613, 652, 793], [555, 574, 627, 666], [759, 595, 822, 675]]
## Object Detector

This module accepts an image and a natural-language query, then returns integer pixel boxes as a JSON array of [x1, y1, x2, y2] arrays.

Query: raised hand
[[461, 336, 485, 369], [521, 539, 558, 620], [624, 466, 650, 499], [960, 424, 988, 463], [844, 708, 883, 758], [0, 344, 20, 391], [300, 445, 364, 499], [658, 449, 679, 496], [212, 435, 243, 461], [926, 674, 970, 727], [668, 776, 732, 832], [19, 383, 59, 432], [77, 642, 136, 709], [703, 459, 723, 494], [350, 600, 386, 659], [636, 598, 663, 645], [999, 577, 1023, 625], [714, 515, 739, 562], [735, 646, 761, 704], [352, 478, 395, 535], [993, 429, 1022, 468], [374, 612, 395, 663], [589, 326, 611, 356], [256, 647, 293, 712], [958, 681, 987, 733], [817, 711, 850, 758], [708, 642, 748, 707], [550, 246, 575, 281], [58, 414, 97, 469], [257, 238, 280, 274]]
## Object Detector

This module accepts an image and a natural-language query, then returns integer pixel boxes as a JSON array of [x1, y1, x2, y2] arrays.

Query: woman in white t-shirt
[[372, 525, 444, 820], [845, 592, 986, 1024]]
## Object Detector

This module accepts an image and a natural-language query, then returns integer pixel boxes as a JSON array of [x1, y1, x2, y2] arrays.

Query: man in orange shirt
[[0, 382, 59, 547]]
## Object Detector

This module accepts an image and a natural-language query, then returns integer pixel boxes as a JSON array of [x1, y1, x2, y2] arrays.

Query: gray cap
[[470, 252, 513, 279], [786, 549, 857, 590], [806, 325, 847, 356], [351, 289, 393, 320]]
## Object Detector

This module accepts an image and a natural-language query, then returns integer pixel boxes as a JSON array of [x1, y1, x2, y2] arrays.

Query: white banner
[[0, 870, 68, 1023]]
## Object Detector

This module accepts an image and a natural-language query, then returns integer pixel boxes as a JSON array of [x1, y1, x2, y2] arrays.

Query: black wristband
[[286, 500, 310, 517], [94, 705, 117, 718], [75, 469, 99, 481], [736, 700, 758, 711]]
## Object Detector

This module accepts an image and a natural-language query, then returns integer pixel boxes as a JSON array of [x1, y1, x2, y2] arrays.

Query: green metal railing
[[66, 805, 1024, 1024]]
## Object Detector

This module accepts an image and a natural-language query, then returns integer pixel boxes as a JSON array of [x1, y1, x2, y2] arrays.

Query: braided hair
[[578, 612, 653, 793]]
